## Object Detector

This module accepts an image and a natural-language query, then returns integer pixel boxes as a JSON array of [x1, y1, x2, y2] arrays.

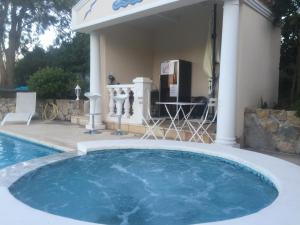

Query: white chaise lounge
[[1, 92, 36, 126]]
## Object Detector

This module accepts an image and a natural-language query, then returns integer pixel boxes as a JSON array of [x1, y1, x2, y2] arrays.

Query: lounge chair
[[1, 92, 36, 126]]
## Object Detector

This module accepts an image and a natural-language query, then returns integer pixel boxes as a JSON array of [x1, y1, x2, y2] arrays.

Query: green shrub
[[28, 67, 78, 99], [295, 100, 300, 118]]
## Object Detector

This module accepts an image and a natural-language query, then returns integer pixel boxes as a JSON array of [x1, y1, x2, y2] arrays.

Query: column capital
[[89, 30, 100, 36], [133, 77, 152, 84], [224, 0, 240, 6]]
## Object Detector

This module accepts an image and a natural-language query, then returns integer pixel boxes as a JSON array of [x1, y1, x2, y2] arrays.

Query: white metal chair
[[1, 92, 36, 126], [111, 94, 128, 136], [189, 98, 217, 143], [141, 92, 166, 140]]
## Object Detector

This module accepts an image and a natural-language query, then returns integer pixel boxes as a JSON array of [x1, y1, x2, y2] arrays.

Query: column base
[[215, 137, 238, 147], [86, 122, 106, 130]]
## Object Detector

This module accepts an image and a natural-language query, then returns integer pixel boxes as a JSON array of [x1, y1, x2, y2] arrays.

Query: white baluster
[[124, 88, 131, 118], [108, 88, 115, 116], [116, 88, 123, 116]]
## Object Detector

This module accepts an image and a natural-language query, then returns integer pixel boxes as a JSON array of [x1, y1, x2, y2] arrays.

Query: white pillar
[[86, 31, 105, 130], [215, 0, 240, 146]]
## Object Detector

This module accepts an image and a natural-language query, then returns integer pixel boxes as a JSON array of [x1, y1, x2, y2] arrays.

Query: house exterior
[[71, 0, 281, 146]]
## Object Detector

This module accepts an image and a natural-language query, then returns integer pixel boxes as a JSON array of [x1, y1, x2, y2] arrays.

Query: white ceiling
[[117, 1, 218, 32]]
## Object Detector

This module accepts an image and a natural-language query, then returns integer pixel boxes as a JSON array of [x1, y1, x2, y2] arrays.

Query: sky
[[38, 27, 57, 49]]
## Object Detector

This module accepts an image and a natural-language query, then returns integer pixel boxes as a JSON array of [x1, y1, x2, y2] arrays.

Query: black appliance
[[159, 60, 192, 116]]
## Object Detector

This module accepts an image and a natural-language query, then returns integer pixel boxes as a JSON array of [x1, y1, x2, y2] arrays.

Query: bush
[[28, 67, 78, 99]]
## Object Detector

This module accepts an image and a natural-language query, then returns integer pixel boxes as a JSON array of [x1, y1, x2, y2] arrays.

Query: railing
[[106, 77, 152, 125]]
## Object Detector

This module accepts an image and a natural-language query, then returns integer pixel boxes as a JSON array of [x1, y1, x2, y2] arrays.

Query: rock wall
[[244, 108, 300, 154], [0, 98, 85, 121], [0, 98, 16, 120]]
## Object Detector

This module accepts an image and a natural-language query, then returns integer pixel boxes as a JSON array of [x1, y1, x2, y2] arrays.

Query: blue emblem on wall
[[84, 0, 97, 20], [112, 0, 143, 11]]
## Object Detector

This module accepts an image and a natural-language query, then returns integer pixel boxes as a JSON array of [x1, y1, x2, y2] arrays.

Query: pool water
[[0, 133, 60, 169], [10, 149, 278, 225]]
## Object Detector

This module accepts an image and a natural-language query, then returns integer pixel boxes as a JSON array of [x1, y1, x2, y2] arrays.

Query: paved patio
[[0, 121, 138, 151], [0, 120, 300, 166]]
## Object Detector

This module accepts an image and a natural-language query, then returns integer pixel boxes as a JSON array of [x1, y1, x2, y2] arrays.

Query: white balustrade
[[106, 77, 152, 125]]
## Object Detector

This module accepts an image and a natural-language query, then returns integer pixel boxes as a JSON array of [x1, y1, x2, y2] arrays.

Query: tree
[[14, 33, 89, 90], [47, 33, 90, 81], [14, 47, 47, 86], [273, 0, 300, 104], [0, 0, 76, 88]]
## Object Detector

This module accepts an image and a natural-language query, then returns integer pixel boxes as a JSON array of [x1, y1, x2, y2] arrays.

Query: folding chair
[[141, 92, 166, 140], [189, 98, 217, 143]]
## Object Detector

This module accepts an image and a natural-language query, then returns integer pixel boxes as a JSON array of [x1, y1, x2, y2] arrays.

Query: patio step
[[71, 115, 89, 126]]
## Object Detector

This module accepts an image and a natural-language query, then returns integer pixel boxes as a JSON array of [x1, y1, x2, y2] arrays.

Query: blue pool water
[[0, 133, 60, 169], [10, 149, 278, 225]]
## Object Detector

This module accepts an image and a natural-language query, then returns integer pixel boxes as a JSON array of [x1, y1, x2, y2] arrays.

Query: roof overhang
[[243, 0, 272, 20], [71, 0, 211, 33], [71, 0, 273, 33]]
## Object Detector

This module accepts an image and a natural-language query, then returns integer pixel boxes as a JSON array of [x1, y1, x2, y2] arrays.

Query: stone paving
[[0, 121, 138, 151], [0, 120, 300, 166]]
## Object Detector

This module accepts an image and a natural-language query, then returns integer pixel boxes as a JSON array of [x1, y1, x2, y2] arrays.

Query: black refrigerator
[[159, 59, 192, 117]]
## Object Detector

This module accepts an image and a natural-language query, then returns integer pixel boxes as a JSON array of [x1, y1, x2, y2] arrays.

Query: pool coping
[[0, 130, 75, 152], [0, 139, 300, 225]]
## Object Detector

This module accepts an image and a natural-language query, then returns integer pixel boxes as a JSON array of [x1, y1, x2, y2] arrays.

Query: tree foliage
[[15, 33, 90, 88], [273, 0, 300, 105], [28, 67, 78, 99], [0, 0, 77, 88], [46, 33, 90, 82], [14, 47, 47, 86]]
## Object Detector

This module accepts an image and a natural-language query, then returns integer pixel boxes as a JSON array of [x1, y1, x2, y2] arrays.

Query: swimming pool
[[9, 149, 278, 225], [0, 132, 60, 169], [1, 140, 300, 225]]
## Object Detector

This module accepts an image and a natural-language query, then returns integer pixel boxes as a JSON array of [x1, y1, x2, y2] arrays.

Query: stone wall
[[0, 98, 16, 120], [0, 98, 84, 121], [244, 108, 300, 154]]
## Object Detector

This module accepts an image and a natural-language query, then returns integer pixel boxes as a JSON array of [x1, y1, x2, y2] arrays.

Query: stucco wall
[[236, 3, 281, 139], [102, 25, 154, 84]]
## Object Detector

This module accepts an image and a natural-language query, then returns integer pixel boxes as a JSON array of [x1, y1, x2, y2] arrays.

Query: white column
[[86, 31, 105, 130], [215, 0, 240, 146]]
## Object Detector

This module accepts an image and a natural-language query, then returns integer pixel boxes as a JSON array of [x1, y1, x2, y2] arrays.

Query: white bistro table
[[156, 102, 205, 141]]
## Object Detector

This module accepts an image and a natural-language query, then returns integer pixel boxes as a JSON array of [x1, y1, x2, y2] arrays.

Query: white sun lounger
[[1, 92, 36, 126]]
